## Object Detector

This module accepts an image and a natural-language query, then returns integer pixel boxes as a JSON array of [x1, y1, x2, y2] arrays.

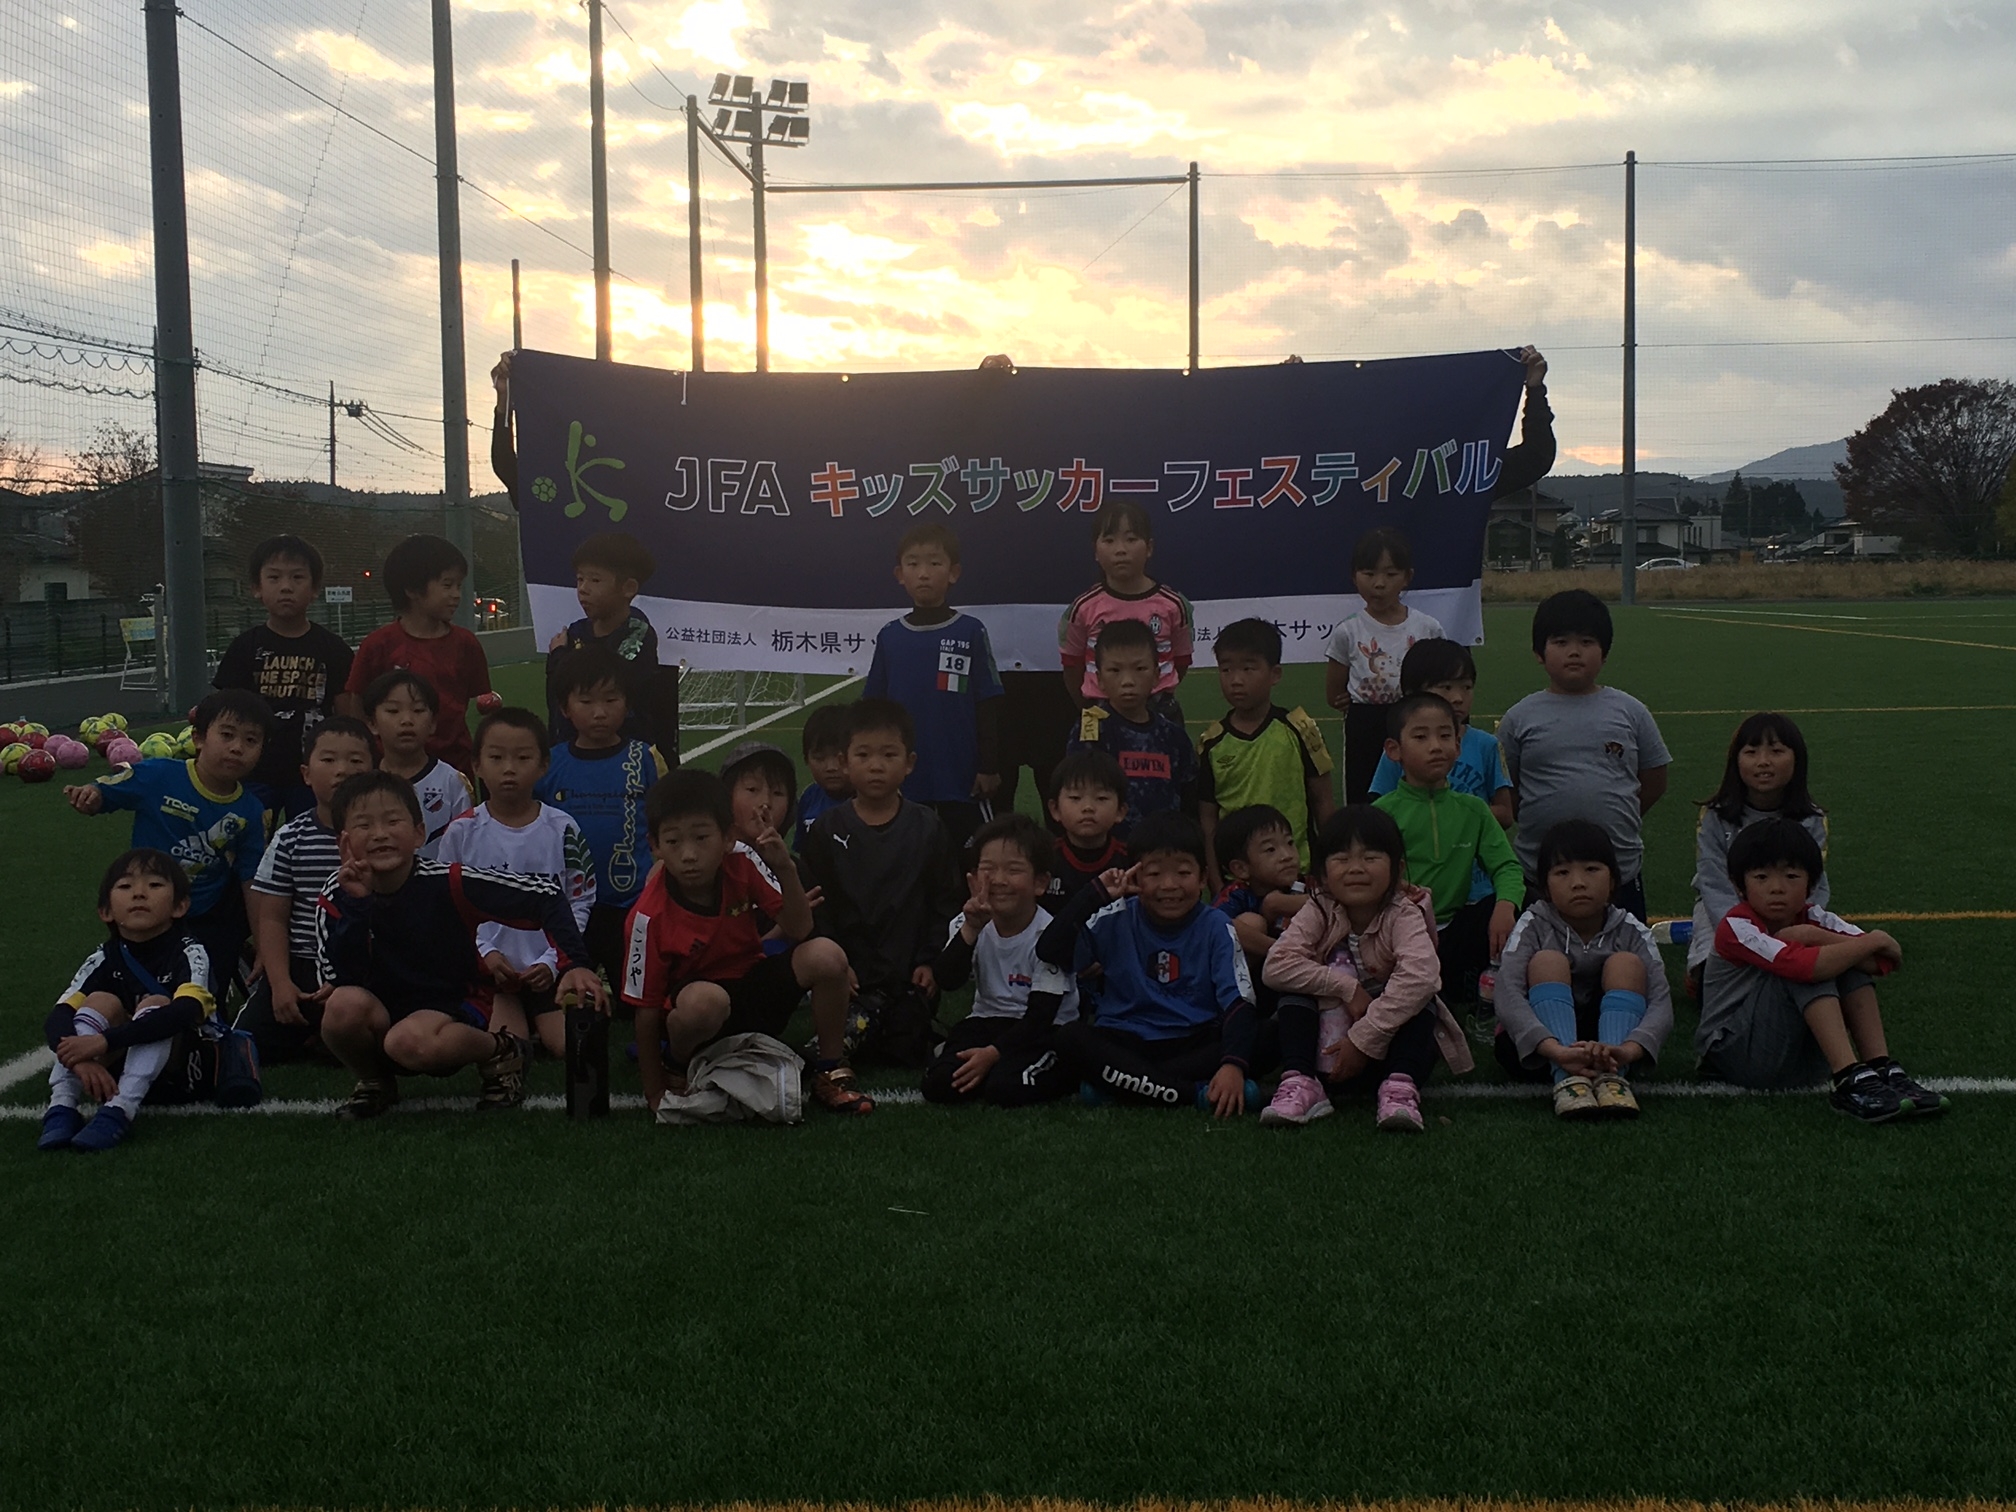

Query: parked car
[[1637, 556, 1696, 572]]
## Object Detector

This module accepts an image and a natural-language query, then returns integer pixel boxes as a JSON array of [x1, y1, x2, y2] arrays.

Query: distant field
[[3, 598, 2014, 1510]]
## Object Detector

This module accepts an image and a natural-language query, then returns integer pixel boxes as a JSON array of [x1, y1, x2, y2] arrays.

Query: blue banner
[[513, 349, 1527, 672]]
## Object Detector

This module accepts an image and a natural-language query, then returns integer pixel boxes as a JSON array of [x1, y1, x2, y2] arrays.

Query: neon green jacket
[[1373, 780, 1524, 924]]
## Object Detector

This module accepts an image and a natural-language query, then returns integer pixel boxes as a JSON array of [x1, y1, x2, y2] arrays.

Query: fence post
[[1187, 161, 1199, 372], [1621, 149, 1637, 607], [687, 96, 704, 373], [429, 0, 476, 631]]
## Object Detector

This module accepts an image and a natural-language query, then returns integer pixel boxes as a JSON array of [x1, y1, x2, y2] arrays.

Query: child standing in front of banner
[[544, 531, 676, 764], [1325, 526, 1446, 803], [1060, 500, 1194, 719], [864, 522, 1005, 855], [338, 534, 491, 776]]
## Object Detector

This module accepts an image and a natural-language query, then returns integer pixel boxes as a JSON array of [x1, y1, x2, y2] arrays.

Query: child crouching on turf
[[39, 849, 218, 1153], [924, 814, 1079, 1107], [314, 771, 607, 1119], [1028, 812, 1259, 1117], [620, 769, 859, 1114], [1697, 818, 1944, 1123], [1260, 806, 1474, 1131], [1492, 820, 1673, 1119], [437, 708, 594, 1059]]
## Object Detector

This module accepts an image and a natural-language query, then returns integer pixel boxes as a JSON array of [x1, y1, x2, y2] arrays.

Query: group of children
[[36, 507, 1946, 1152]]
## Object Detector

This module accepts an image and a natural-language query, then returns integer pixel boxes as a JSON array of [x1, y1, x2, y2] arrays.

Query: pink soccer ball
[[105, 737, 141, 767], [17, 749, 56, 782], [51, 738, 89, 770]]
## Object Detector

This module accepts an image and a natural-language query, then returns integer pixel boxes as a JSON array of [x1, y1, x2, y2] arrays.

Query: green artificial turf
[[3, 599, 2016, 1509]]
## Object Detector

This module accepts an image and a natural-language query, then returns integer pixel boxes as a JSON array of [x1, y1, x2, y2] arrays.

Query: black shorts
[[714, 953, 803, 1040]]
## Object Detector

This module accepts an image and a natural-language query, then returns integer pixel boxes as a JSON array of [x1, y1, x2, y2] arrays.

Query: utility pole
[[510, 257, 522, 350], [430, 0, 475, 628], [144, 0, 205, 712], [588, 0, 611, 361], [751, 103, 768, 373], [1620, 149, 1637, 607], [328, 380, 337, 488], [687, 96, 704, 372], [1186, 161, 1199, 372]]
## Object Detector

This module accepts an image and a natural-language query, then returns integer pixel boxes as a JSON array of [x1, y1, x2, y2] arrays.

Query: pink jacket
[[1261, 885, 1475, 1075]]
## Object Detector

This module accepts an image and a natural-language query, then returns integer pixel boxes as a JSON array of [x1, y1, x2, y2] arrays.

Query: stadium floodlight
[[699, 70, 812, 373], [710, 72, 731, 101]]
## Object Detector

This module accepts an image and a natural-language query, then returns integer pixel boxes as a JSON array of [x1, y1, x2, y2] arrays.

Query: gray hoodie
[[1495, 899, 1674, 1070], [1688, 805, 1830, 968]]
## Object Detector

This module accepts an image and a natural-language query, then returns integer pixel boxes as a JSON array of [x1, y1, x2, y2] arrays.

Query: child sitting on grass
[[39, 849, 217, 1153], [923, 814, 1079, 1107], [535, 645, 665, 983], [1373, 692, 1524, 993], [64, 688, 272, 990], [800, 700, 965, 1069], [620, 769, 858, 1114], [314, 771, 606, 1119], [1697, 817, 1943, 1122], [1688, 711, 1830, 993], [1197, 617, 1333, 888], [1369, 637, 1514, 1003], [437, 709, 594, 1060], [1492, 820, 1672, 1119], [794, 702, 853, 851], [212, 533, 354, 818], [1060, 499, 1193, 715], [339, 533, 492, 775], [1028, 812, 1259, 1118], [241, 715, 375, 1062], [1043, 750, 1130, 911], [1066, 616, 1195, 835], [1325, 526, 1444, 802], [361, 669, 474, 858], [544, 531, 667, 757], [1211, 803, 1307, 994], [1260, 806, 1475, 1131]]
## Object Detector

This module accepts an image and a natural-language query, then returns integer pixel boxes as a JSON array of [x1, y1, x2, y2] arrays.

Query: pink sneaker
[[1259, 1070, 1335, 1127], [1374, 1073, 1424, 1132]]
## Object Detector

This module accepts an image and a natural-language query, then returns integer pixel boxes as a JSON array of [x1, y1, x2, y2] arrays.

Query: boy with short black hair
[[437, 708, 595, 1059], [863, 521, 1004, 854], [1211, 803, 1306, 986], [1496, 589, 1671, 921], [1043, 749, 1130, 910], [1197, 616, 1334, 888], [314, 770, 606, 1119], [1066, 617, 1195, 835], [795, 702, 852, 851], [720, 741, 798, 857], [1029, 811, 1259, 1117], [361, 668, 474, 858], [1371, 638, 1516, 1003], [536, 644, 664, 982], [38, 849, 217, 1153], [622, 768, 859, 1113], [800, 698, 965, 1072], [544, 530, 672, 757], [63, 688, 272, 989], [213, 533, 354, 817], [1698, 817, 1943, 1122], [1375, 692, 1525, 981], [924, 813, 1078, 1106], [241, 715, 375, 1062], [339, 533, 491, 774]]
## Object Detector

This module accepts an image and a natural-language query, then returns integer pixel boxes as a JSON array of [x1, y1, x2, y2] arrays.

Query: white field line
[[1656, 606, 1872, 621], [681, 674, 865, 761], [0, 1048, 53, 1094], [1, 1077, 2008, 1121]]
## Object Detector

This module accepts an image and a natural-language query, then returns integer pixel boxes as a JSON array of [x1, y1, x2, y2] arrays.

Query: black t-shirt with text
[[213, 622, 355, 788]]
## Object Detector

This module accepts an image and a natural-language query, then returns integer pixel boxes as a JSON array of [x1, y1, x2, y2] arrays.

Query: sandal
[[809, 1062, 875, 1116]]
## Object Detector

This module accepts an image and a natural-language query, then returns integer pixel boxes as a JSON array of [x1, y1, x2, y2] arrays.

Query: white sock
[[110, 1036, 172, 1119], [49, 1006, 112, 1110]]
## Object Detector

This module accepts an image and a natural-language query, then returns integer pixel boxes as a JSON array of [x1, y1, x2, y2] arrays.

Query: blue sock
[[1597, 989, 1647, 1068], [1528, 982, 1577, 1084]]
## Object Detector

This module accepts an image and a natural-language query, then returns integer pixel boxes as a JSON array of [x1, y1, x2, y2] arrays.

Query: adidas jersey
[[436, 804, 596, 973], [404, 757, 475, 858]]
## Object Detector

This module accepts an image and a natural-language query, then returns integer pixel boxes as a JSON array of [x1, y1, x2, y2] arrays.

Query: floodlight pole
[[751, 103, 768, 373], [1186, 161, 1199, 372], [588, 0, 612, 362], [1620, 149, 1637, 607], [686, 96, 704, 371], [430, 0, 475, 629], [328, 381, 337, 488], [510, 257, 522, 349]]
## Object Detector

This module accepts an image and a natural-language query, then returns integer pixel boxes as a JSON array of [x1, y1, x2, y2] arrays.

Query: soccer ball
[[0, 742, 26, 773], [0, 724, 19, 745], [50, 737, 90, 770], [17, 748, 55, 782], [102, 712, 128, 731], [139, 732, 178, 760], [21, 722, 48, 738], [104, 737, 142, 767], [22, 730, 46, 750], [174, 726, 196, 757], [79, 716, 105, 742], [475, 692, 504, 714]]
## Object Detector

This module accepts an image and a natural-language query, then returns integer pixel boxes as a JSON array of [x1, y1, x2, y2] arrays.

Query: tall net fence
[[4, 4, 2013, 690]]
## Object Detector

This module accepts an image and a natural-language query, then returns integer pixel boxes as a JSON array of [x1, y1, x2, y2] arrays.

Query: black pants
[[1276, 994, 1439, 1091], [931, 801, 987, 860], [995, 671, 1075, 817], [1055, 1021, 1223, 1108], [1342, 700, 1390, 804], [1437, 894, 1496, 1006], [186, 903, 251, 1009], [235, 959, 329, 1064], [921, 1016, 1074, 1106]]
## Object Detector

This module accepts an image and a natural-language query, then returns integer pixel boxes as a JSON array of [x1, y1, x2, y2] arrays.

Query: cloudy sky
[[3, 0, 2012, 490]]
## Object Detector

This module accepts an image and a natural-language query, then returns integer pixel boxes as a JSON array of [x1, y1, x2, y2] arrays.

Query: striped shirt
[[252, 810, 343, 961]]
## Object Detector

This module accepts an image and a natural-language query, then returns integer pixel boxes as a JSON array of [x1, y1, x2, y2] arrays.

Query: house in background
[[1585, 498, 1733, 565], [1487, 488, 1574, 568]]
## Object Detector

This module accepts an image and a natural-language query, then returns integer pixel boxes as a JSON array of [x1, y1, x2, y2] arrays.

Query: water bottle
[[1476, 959, 1500, 1005], [1650, 919, 1693, 947], [565, 998, 610, 1119]]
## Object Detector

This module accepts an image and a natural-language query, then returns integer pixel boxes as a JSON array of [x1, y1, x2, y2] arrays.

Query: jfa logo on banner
[[936, 647, 970, 693]]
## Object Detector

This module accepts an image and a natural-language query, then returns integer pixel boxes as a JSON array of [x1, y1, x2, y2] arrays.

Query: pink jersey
[[1058, 581, 1193, 700]]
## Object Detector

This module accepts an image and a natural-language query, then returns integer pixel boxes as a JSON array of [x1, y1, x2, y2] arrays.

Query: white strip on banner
[[532, 582, 1485, 676]]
